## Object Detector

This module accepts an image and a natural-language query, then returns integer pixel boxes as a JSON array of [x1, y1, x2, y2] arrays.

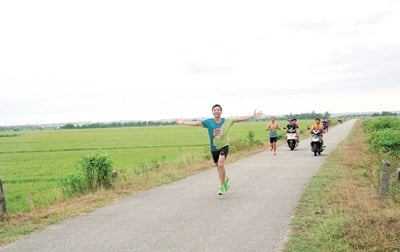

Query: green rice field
[[0, 120, 315, 213]]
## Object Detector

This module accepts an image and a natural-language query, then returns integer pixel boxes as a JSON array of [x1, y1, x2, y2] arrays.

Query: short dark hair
[[315, 118, 321, 121], [212, 104, 222, 111]]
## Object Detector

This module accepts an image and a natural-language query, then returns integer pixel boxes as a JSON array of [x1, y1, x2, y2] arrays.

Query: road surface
[[0, 119, 356, 252]]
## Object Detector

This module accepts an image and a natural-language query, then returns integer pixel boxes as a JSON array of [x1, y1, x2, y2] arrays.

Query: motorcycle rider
[[286, 118, 299, 143], [310, 118, 325, 146], [322, 118, 329, 133]]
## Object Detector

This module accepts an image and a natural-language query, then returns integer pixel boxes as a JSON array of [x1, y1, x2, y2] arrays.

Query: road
[[0, 119, 356, 252]]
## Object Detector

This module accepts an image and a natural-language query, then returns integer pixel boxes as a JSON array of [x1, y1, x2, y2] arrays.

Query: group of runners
[[266, 117, 329, 155], [176, 104, 329, 195]]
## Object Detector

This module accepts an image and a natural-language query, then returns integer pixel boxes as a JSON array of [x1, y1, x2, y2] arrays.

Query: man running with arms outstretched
[[176, 104, 263, 195]]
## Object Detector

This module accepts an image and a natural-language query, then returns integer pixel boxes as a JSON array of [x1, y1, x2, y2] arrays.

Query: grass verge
[[284, 120, 400, 251]]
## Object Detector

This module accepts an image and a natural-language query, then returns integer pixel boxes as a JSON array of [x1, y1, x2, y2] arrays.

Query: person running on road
[[176, 104, 263, 195], [266, 116, 281, 155]]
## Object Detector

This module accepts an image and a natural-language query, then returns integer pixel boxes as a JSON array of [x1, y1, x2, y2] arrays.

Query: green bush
[[80, 153, 113, 190], [369, 129, 400, 157], [61, 152, 114, 196], [61, 172, 87, 197], [364, 117, 400, 158], [247, 130, 256, 143], [363, 117, 400, 132], [229, 131, 263, 153]]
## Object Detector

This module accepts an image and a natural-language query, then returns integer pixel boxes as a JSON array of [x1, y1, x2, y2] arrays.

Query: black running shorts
[[211, 145, 229, 163], [269, 137, 278, 143]]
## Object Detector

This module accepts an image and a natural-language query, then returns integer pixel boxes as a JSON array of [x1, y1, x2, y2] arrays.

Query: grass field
[[0, 118, 333, 245], [0, 126, 198, 212], [4, 117, 398, 249], [0, 121, 269, 212], [0, 119, 319, 213]]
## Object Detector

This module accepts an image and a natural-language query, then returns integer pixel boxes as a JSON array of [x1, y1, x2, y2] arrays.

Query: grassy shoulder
[[284, 120, 400, 251]]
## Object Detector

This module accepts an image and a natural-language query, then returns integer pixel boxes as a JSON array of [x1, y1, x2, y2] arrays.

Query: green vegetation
[[285, 118, 400, 251], [0, 134, 19, 138], [0, 110, 349, 132], [0, 120, 273, 244], [0, 118, 336, 245], [0, 119, 323, 213], [363, 116, 400, 203], [278, 110, 331, 120], [61, 153, 114, 197], [60, 120, 176, 129], [371, 111, 399, 117], [364, 117, 400, 157], [0, 121, 268, 213], [0, 126, 202, 212]]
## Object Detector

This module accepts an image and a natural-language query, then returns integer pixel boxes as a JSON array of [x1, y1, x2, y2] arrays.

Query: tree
[[61, 123, 75, 129]]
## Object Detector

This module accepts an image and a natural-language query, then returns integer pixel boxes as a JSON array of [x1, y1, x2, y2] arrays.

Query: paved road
[[0, 119, 356, 252]]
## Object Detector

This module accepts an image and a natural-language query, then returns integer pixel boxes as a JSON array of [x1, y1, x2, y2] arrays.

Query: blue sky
[[1, 0, 399, 125]]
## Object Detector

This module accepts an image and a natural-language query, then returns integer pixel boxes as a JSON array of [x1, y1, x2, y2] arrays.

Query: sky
[[1, 0, 400, 126]]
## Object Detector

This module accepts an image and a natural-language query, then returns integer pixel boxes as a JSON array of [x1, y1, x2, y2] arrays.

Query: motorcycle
[[310, 129, 324, 156], [285, 127, 298, 150]]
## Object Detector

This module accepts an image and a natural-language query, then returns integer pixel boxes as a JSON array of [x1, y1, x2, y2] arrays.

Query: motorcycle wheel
[[289, 141, 295, 150], [311, 142, 317, 154]]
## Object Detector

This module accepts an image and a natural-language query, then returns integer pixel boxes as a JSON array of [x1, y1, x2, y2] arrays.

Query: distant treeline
[[276, 111, 331, 121], [334, 111, 399, 119], [62, 111, 333, 129], [60, 120, 176, 129], [1, 111, 398, 132], [371, 111, 398, 117], [0, 125, 47, 132]]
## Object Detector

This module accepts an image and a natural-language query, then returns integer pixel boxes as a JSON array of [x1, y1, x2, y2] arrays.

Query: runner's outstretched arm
[[233, 110, 263, 123]]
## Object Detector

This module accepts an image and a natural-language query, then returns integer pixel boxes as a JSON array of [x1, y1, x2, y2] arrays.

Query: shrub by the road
[[62, 152, 113, 197], [364, 117, 400, 158]]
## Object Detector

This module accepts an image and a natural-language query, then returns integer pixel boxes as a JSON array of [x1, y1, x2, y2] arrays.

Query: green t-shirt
[[201, 118, 234, 151]]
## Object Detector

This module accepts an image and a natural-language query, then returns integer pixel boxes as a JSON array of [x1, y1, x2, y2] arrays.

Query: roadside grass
[[284, 120, 400, 251]]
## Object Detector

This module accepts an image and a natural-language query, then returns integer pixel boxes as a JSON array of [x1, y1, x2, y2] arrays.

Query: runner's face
[[212, 106, 222, 118]]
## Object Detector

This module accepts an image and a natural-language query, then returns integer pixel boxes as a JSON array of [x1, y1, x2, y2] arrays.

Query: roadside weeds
[[284, 120, 400, 251]]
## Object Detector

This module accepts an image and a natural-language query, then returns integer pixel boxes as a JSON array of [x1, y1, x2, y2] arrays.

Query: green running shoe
[[223, 176, 229, 192], [218, 185, 226, 195]]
